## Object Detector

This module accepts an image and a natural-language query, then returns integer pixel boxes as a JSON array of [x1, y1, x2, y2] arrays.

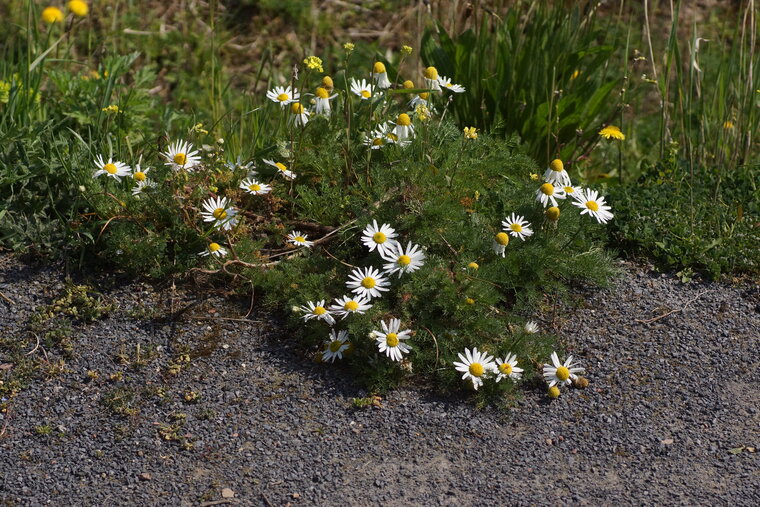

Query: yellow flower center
[[445, 83, 453, 88], [403, 80, 414, 89], [212, 208, 227, 220], [173, 153, 187, 166], [468, 363, 484, 377], [294, 236, 306, 243], [397, 255, 412, 266], [564, 186, 575, 194], [419, 92, 429, 100], [373, 62, 386, 74], [291, 103, 305, 114], [361, 277, 376, 289], [277, 93, 289, 102], [499, 363, 513, 375], [249, 184, 261, 191], [546, 206, 561, 221], [467, 262, 479, 270], [510, 223, 522, 232], [586, 201, 599, 211], [315, 87, 329, 99], [465, 297, 475, 305], [550, 159, 564, 172], [548, 385, 561, 398], [361, 90, 371, 98], [104, 163, 117, 175], [372, 137, 384, 146], [397, 113, 411, 126], [385, 333, 399, 347], [344, 301, 359, 311], [540, 183, 555, 195], [275, 162, 288, 172], [387, 133, 399, 142], [424, 66, 438, 80], [322, 76, 334, 88], [495, 232, 509, 246], [372, 232, 387, 244], [313, 306, 327, 316], [555, 366, 570, 381], [133, 171, 146, 181], [208, 243, 221, 252], [329, 341, 343, 352]]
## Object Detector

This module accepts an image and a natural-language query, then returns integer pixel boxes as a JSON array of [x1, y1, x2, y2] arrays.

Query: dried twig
[[0, 291, 13, 305], [421, 325, 439, 367], [635, 289, 712, 324]]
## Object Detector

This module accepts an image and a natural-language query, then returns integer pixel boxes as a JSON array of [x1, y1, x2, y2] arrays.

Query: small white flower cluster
[[296, 219, 426, 364], [535, 159, 613, 224]]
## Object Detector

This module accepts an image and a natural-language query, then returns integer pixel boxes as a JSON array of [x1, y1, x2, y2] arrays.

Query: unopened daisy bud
[[401, 45, 413, 56], [403, 80, 415, 89], [42, 6, 65, 23], [546, 206, 561, 221], [548, 385, 561, 398], [467, 261, 479, 270], [322, 75, 334, 90], [464, 297, 475, 305], [343, 42, 355, 53], [373, 62, 386, 74], [423, 66, 438, 80], [68, 0, 89, 17], [291, 102, 304, 114], [291, 305, 301, 313]]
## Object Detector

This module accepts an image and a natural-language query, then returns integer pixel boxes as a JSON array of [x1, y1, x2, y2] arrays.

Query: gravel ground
[[0, 254, 758, 506]]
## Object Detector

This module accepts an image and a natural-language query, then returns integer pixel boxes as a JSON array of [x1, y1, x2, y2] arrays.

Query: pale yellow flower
[[463, 127, 478, 140]]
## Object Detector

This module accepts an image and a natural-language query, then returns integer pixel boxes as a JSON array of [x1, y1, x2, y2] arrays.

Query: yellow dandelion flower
[[41, 6, 65, 23], [68, 0, 89, 17], [598, 125, 625, 140]]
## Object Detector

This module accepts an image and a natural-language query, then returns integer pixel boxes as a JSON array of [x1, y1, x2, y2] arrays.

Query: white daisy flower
[[262, 159, 296, 180], [361, 220, 399, 257], [562, 184, 582, 198], [372, 318, 412, 362], [501, 213, 534, 241], [287, 231, 313, 248], [289, 102, 309, 127], [372, 61, 392, 89], [543, 159, 572, 187], [494, 353, 524, 383], [130, 161, 150, 183], [524, 321, 539, 334], [350, 78, 374, 100], [438, 75, 466, 93], [162, 139, 201, 172], [381, 241, 426, 277], [198, 242, 228, 258], [322, 329, 350, 363], [131, 179, 156, 198], [314, 87, 337, 115], [329, 295, 372, 319], [453, 347, 497, 390], [363, 123, 392, 150], [423, 66, 441, 91], [239, 178, 271, 196], [225, 156, 256, 173], [543, 351, 585, 388], [200, 196, 238, 231], [572, 189, 614, 224], [391, 113, 415, 141], [92, 155, 130, 181], [346, 266, 390, 299], [266, 85, 300, 107], [492, 231, 510, 257], [535, 182, 567, 208], [408, 92, 430, 109], [298, 300, 335, 326]]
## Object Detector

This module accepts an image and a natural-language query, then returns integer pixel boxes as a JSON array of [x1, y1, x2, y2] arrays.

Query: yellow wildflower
[[101, 104, 120, 114], [598, 125, 625, 140], [343, 42, 355, 53], [463, 127, 478, 140], [41, 6, 65, 23], [303, 56, 324, 73], [68, 0, 89, 17], [401, 45, 413, 56]]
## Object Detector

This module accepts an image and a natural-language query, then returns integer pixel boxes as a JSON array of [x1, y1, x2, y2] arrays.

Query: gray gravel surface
[[0, 254, 758, 506]]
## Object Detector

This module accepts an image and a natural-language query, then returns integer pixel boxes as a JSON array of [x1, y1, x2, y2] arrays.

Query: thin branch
[[634, 289, 712, 324], [0, 291, 13, 305], [421, 325, 440, 367]]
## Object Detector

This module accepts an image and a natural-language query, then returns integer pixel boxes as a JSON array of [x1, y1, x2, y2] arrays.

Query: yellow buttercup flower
[[303, 56, 324, 73], [68, 0, 89, 17], [598, 125, 625, 140], [42, 6, 65, 23]]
